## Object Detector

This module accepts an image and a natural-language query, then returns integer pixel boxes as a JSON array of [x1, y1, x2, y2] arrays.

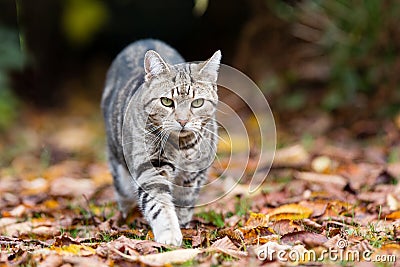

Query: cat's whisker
[[146, 124, 163, 134], [197, 130, 222, 167], [158, 131, 170, 164], [202, 126, 229, 144]]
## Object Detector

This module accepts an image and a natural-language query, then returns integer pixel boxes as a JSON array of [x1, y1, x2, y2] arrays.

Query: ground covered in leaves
[[0, 99, 399, 266]]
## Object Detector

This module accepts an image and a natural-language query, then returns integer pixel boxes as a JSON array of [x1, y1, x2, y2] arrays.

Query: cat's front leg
[[137, 168, 182, 246], [174, 170, 207, 227]]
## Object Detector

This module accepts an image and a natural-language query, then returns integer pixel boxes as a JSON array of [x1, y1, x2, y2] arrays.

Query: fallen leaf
[[273, 145, 310, 167], [387, 162, 400, 179], [88, 163, 113, 186], [42, 160, 84, 180], [295, 171, 347, 187], [338, 163, 384, 190], [107, 235, 164, 256], [385, 211, 400, 220], [311, 156, 335, 173], [267, 204, 313, 221], [63, 255, 110, 267], [298, 200, 328, 218], [245, 212, 268, 227], [9, 205, 27, 217], [38, 254, 63, 267], [281, 231, 328, 247], [22, 177, 49, 195], [0, 218, 17, 228], [111, 248, 202, 266], [271, 220, 302, 235], [239, 226, 275, 244], [50, 177, 95, 198], [386, 194, 400, 211], [208, 236, 248, 258], [323, 235, 347, 249], [53, 234, 80, 246], [321, 145, 362, 161], [51, 125, 95, 152], [49, 244, 96, 256]]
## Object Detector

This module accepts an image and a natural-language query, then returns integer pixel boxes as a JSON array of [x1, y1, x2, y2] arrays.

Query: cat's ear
[[198, 50, 221, 83], [144, 50, 170, 81]]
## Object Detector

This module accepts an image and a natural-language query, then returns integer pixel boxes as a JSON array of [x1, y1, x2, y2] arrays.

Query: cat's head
[[143, 50, 221, 136]]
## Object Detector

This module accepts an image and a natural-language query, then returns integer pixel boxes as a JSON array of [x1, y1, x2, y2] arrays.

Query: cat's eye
[[160, 97, 174, 107], [191, 98, 204, 108]]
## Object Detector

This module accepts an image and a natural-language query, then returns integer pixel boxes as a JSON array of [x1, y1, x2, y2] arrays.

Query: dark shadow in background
[[2, 0, 251, 107]]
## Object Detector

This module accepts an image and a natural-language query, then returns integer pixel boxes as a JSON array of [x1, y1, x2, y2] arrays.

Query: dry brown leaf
[[267, 203, 313, 221], [273, 145, 310, 167], [21, 177, 49, 195], [338, 163, 384, 190], [271, 220, 303, 235], [107, 235, 164, 256], [323, 234, 346, 249], [53, 234, 80, 247], [0, 218, 17, 228], [208, 236, 248, 258], [139, 249, 201, 266], [386, 194, 400, 211], [281, 231, 328, 247], [9, 205, 27, 217], [88, 163, 113, 186], [62, 255, 110, 267], [298, 200, 328, 218], [182, 228, 204, 247], [50, 177, 95, 198], [42, 161, 84, 180], [295, 171, 347, 187], [38, 254, 63, 267], [321, 145, 362, 161], [387, 162, 400, 179], [51, 125, 95, 152]]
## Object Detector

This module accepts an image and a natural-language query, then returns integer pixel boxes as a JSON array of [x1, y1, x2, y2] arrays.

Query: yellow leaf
[[267, 204, 313, 221], [217, 133, 249, 154], [43, 199, 59, 209], [50, 244, 96, 256], [245, 212, 268, 227], [386, 210, 400, 220]]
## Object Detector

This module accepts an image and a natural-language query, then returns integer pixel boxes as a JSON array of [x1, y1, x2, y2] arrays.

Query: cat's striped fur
[[101, 39, 220, 245]]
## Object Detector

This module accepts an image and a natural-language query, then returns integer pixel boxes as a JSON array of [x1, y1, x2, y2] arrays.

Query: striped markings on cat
[[122, 63, 276, 207]]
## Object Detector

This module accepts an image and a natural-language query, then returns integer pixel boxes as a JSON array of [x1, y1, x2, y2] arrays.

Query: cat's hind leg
[[109, 153, 137, 218]]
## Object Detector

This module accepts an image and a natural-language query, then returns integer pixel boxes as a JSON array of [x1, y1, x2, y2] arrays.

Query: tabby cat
[[101, 39, 221, 245]]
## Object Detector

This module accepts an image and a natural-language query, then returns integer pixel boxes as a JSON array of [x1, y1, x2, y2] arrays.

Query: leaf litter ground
[[0, 99, 399, 266]]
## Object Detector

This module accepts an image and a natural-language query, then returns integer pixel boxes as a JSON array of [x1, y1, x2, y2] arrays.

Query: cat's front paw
[[155, 229, 183, 246]]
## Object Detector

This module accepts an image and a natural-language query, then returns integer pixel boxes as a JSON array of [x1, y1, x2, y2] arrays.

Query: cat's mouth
[[177, 129, 192, 137]]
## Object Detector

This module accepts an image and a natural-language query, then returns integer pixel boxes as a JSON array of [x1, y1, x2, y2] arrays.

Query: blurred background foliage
[[0, 26, 24, 131], [1, 0, 400, 130], [267, 0, 400, 114]]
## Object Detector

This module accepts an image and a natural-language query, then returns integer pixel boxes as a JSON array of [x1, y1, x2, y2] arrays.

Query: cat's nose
[[177, 119, 188, 127]]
